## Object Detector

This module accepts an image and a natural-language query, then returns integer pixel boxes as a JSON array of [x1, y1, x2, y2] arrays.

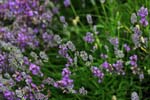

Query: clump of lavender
[[124, 44, 131, 52], [109, 37, 119, 49], [91, 66, 104, 83], [59, 44, 69, 58], [131, 26, 142, 48], [137, 6, 148, 26], [133, 26, 142, 35], [58, 42, 75, 67], [100, 53, 108, 59], [65, 56, 74, 67], [0, 0, 60, 51], [0, 41, 25, 73], [129, 55, 138, 67], [131, 13, 137, 24], [129, 55, 140, 74], [101, 61, 113, 72], [54, 68, 74, 89], [12, 71, 23, 82], [54, 35, 62, 44], [3, 90, 15, 100], [42, 32, 61, 47], [131, 91, 139, 100], [29, 63, 40, 75], [0, 40, 45, 100], [84, 32, 95, 43], [58, 40, 77, 67], [0, 0, 149, 99], [93, 25, 99, 35], [114, 49, 124, 58], [86, 14, 93, 24], [66, 41, 76, 52], [64, 0, 71, 7], [79, 51, 93, 66], [80, 51, 88, 61], [112, 60, 125, 75], [139, 72, 144, 82], [39, 51, 49, 62], [60, 16, 66, 24], [79, 87, 88, 95], [109, 37, 125, 59], [0, 0, 63, 99], [34, 92, 48, 100], [42, 77, 55, 85]]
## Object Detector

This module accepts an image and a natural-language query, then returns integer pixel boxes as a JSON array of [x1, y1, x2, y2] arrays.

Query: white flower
[[131, 92, 139, 100]]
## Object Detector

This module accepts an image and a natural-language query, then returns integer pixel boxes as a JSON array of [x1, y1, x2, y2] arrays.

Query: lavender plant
[[0, 0, 150, 100]]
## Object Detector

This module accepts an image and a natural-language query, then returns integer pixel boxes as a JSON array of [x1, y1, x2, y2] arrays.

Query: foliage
[[0, 0, 150, 100]]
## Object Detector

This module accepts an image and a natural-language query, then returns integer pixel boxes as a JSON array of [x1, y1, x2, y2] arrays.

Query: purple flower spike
[[130, 55, 137, 61], [124, 44, 131, 52], [60, 16, 66, 23], [91, 66, 104, 83], [17, 33, 28, 47], [129, 55, 138, 67], [102, 61, 109, 69], [109, 37, 119, 48], [29, 63, 40, 75], [64, 0, 70, 7], [62, 68, 71, 78], [101, 61, 113, 72], [139, 18, 148, 26], [3, 90, 15, 100], [113, 60, 124, 75], [137, 6, 148, 26], [137, 6, 148, 18], [84, 32, 94, 43]]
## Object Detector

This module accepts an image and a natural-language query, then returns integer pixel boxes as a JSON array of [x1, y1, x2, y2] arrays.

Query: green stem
[[101, 3, 108, 22], [90, 25, 102, 50], [91, 0, 101, 22], [70, 1, 77, 16]]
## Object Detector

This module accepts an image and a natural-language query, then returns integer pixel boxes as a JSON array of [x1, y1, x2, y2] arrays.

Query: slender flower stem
[[101, 3, 108, 22]]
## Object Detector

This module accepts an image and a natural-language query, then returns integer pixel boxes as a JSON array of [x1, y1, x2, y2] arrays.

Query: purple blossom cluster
[[54, 68, 74, 89], [29, 63, 40, 75], [58, 41, 76, 67], [112, 60, 125, 75], [86, 14, 93, 24], [129, 55, 140, 75], [131, 27, 141, 48], [53, 5, 149, 96], [64, 0, 71, 7], [101, 60, 125, 75], [0, 0, 61, 50], [84, 32, 95, 43], [91, 66, 104, 83], [0, 0, 60, 99], [137, 6, 148, 26], [3, 90, 15, 100], [129, 55, 138, 67], [100, 53, 108, 59], [109, 37, 119, 48], [101, 61, 113, 72], [124, 44, 131, 52], [0, 0, 149, 99]]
